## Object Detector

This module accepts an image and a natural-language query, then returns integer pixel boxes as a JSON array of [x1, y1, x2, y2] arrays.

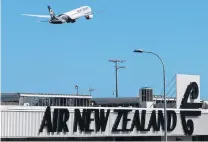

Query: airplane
[[22, 6, 94, 24]]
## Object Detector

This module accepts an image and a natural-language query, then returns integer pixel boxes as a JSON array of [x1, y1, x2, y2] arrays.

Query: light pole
[[75, 85, 79, 106], [109, 60, 126, 98], [133, 49, 167, 142], [75, 85, 79, 95]]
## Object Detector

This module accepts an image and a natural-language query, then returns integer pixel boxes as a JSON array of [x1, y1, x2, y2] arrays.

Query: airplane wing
[[22, 14, 51, 18]]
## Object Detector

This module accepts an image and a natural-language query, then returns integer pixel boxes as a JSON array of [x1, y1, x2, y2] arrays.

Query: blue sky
[[2, 0, 208, 99]]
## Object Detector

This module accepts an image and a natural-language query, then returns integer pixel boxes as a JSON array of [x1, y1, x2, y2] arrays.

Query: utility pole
[[109, 60, 126, 98]]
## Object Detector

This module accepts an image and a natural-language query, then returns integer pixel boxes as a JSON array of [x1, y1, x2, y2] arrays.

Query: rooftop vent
[[139, 87, 153, 108], [139, 87, 153, 102]]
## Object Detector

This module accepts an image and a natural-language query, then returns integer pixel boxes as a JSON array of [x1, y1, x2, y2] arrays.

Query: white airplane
[[22, 6, 93, 24]]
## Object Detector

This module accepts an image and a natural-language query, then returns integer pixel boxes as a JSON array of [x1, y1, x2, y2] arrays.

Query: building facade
[[1, 74, 208, 141]]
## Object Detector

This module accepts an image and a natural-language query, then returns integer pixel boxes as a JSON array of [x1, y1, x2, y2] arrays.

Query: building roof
[[91, 97, 139, 105], [1, 93, 20, 102], [1, 92, 176, 105], [1, 92, 92, 103], [20, 93, 92, 99]]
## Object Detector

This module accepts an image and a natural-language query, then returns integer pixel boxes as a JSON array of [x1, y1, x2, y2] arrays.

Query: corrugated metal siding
[[1, 110, 45, 137], [1, 106, 208, 138]]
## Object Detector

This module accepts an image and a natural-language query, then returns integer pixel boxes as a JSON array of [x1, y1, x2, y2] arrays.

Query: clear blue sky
[[2, 0, 208, 99]]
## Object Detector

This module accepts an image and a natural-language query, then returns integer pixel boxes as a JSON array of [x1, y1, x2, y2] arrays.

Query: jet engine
[[85, 14, 93, 20]]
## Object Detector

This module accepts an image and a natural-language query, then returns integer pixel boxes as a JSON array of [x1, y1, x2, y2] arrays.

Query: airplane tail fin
[[47, 6, 56, 19]]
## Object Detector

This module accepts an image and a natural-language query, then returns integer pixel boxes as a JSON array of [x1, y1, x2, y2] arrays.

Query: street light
[[109, 59, 126, 98], [133, 49, 167, 142], [75, 85, 79, 106], [75, 85, 79, 95]]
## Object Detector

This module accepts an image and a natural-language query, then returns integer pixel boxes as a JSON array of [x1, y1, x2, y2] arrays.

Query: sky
[[2, 0, 208, 99]]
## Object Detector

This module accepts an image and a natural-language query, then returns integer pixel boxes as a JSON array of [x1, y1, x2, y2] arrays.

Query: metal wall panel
[[1, 106, 208, 138]]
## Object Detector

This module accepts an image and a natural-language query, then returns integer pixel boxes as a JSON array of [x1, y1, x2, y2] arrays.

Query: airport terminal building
[[1, 74, 208, 141]]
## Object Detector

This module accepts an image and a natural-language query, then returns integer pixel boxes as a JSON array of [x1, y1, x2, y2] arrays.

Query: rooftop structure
[[1, 92, 92, 106], [1, 92, 208, 109]]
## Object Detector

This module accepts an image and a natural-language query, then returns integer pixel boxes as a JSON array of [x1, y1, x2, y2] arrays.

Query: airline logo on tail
[[47, 6, 56, 19]]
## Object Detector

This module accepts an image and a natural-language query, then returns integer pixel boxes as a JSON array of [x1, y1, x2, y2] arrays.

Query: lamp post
[[133, 49, 167, 142], [75, 85, 79, 95], [75, 85, 79, 106], [109, 60, 126, 98]]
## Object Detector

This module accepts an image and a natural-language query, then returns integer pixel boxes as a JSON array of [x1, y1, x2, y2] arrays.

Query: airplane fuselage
[[50, 6, 93, 24]]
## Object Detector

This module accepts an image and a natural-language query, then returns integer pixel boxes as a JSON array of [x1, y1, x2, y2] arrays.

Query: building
[[1, 74, 208, 141]]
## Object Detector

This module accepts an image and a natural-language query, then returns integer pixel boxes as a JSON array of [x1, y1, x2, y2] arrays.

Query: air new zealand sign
[[39, 82, 202, 136]]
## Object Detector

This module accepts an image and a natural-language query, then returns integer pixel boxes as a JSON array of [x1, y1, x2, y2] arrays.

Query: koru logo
[[180, 82, 202, 135], [50, 10, 53, 16]]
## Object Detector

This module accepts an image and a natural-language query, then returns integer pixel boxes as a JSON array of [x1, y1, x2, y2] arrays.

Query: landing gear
[[66, 19, 76, 23]]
